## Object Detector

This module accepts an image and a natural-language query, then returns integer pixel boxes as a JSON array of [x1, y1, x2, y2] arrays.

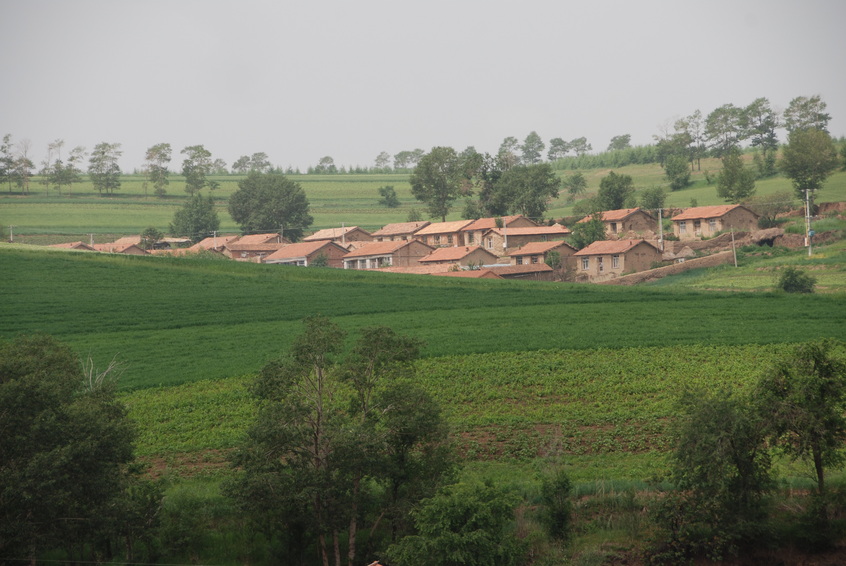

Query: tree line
[[2, 329, 845, 565]]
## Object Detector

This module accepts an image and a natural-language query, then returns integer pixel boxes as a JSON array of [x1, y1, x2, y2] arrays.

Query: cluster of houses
[[49, 204, 761, 283]]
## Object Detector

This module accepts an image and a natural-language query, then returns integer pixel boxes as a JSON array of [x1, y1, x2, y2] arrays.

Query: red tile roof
[[510, 240, 575, 256], [343, 240, 430, 258], [671, 205, 756, 221], [433, 269, 503, 278], [419, 245, 498, 263], [487, 224, 571, 236], [460, 215, 529, 231], [303, 226, 371, 241], [49, 241, 95, 250], [232, 233, 286, 246], [264, 240, 341, 261], [413, 220, 474, 235], [225, 242, 288, 252], [370, 221, 431, 237], [578, 208, 652, 223], [574, 239, 658, 256], [190, 235, 239, 250]]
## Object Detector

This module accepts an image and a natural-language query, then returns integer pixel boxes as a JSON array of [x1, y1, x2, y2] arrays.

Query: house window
[[467, 233, 474, 244], [516, 256, 523, 265], [581, 257, 589, 270], [598, 257, 604, 272], [531, 256, 539, 264], [679, 221, 687, 233], [486, 237, 493, 249], [612, 254, 620, 269], [447, 235, 453, 245], [434, 235, 441, 245], [610, 222, 618, 233], [709, 218, 717, 231], [694, 220, 701, 234]]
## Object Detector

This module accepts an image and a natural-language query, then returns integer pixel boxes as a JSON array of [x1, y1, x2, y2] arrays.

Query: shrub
[[776, 267, 816, 293]]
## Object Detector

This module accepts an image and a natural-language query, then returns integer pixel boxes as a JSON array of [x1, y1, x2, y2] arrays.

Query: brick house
[[481, 224, 571, 254], [418, 245, 500, 267], [91, 242, 149, 255], [190, 234, 239, 252], [371, 221, 431, 242], [509, 240, 576, 267], [578, 208, 657, 238], [49, 241, 95, 251], [303, 226, 373, 246], [486, 263, 554, 281], [671, 205, 760, 240], [573, 239, 662, 281], [264, 240, 349, 267], [460, 215, 538, 247], [412, 220, 474, 247], [342, 240, 435, 269]]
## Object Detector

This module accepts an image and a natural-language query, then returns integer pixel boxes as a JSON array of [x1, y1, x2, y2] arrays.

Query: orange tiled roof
[[49, 241, 94, 250], [433, 269, 503, 278], [190, 235, 239, 250], [487, 224, 571, 236], [303, 226, 371, 241], [413, 220, 474, 235], [231, 233, 286, 246], [460, 215, 529, 232], [419, 245, 496, 263], [343, 240, 428, 258], [510, 240, 575, 256], [91, 242, 147, 253], [225, 242, 287, 252], [671, 205, 756, 221], [371, 221, 431, 237], [574, 239, 658, 256], [578, 208, 651, 223], [264, 240, 340, 261]]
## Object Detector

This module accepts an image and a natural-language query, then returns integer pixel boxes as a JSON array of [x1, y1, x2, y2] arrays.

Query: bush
[[776, 267, 816, 293]]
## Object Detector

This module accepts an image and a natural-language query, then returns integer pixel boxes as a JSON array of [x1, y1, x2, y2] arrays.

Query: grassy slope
[[2, 246, 844, 391], [2, 164, 845, 239]]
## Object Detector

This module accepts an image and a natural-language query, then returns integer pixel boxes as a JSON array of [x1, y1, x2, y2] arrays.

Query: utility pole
[[89, 233, 94, 246], [213, 230, 217, 249], [8, 225, 13, 242], [804, 189, 813, 257], [657, 208, 663, 252]]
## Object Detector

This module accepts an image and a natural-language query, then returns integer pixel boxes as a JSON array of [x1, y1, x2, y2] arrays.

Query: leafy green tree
[[491, 162, 560, 220], [249, 152, 271, 173], [180, 145, 214, 195], [140, 226, 163, 250], [664, 153, 691, 191], [170, 193, 220, 243], [378, 185, 400, 207], [705, 103, 745, 156], [521, 131, 545, 164], [597, 171, 636, 210], [498, 136, 520, 169], [607, 134, 632, 152], [783, 95, 830, 134], [745, 190, 795, 228], [10, 139, 35, 194], [144, 143, 171, 198], [716, 148, 756, 203], [410, 147, 463, 221], [539, 469, 572, 541], [386, 481, 526, 566], [569, 136, 592, 156], [674, 110, 706, 170], [314, 155, 336, 173], [756, 340, 846, 497], [638, 186, 666, 211], [88, 142, 122, 196], [743, 97, 779, 176], [407, 207, 423, 222], [231, 155, 250, 174], [0, 133, 13, 191], [0, 335, 137, 564], [570, 212, 605, 249], [228, 172, 312, 240], [562, 171, 587, 199], [375, 151, 391, 170], [776, 266, 816, 293], [547, 137, 570, 161], [779, 128, 839, 200]]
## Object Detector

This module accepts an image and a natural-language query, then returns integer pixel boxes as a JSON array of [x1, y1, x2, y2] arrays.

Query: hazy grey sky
[[1, 0, 844, 172]]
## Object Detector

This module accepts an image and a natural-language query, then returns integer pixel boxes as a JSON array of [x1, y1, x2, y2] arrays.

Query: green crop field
[[2, 162, 845, 241]]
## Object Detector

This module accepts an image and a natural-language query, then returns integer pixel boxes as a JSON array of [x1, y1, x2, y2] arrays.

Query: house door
[[598, 257, 604, 272]]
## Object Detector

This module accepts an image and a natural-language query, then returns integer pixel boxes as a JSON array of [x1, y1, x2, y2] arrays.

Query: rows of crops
[[123, 343, 786, 481], [2, 247, 843, 390]]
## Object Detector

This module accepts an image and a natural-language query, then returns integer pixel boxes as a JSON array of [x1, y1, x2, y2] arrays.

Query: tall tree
[[410, 146, 463, 222], [704, 103, 745, 156], [779, 128, 839, 200], [757, 340, 846, 499], [675, 110, 706, 170], [180, 145, 214, 195], [486, 163, 560, 220], [249, 152, 271, 173], [169, 193, 220, 243], [228, 172, 313, 240], [569, 136, 592, 156], [231, 155, 250, 174], [664, 154, 691, 191], [498, 136, 520, 169], [520, 131, 545, 164], [315, 155, 336, 173], [742, 97, 779, 176], [562, 171, 587, 200], [569, 212, 605, 249], [597, 171, 636, 210], [88, 142, 122, 195], [783, 95, 830, 134], [716, 147, 756, 203], [374, 151, 391, 170], [0, 134, 13, 191], [547, 137, 571, 161], [607, 134, 632, 152], [144, 143, 171, 198], [10, 139, 34, 194], [0, 335, 137, 564]]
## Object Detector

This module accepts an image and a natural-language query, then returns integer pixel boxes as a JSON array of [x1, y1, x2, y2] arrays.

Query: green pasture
[[1, 246, 843, 391], [2, 164, 844, 239]]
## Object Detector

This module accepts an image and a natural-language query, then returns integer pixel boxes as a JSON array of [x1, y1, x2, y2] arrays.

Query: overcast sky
[[1, 0, 844, 172]]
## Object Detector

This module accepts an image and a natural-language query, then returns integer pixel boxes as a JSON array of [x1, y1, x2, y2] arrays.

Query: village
[[46, 203, 797, 283]]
